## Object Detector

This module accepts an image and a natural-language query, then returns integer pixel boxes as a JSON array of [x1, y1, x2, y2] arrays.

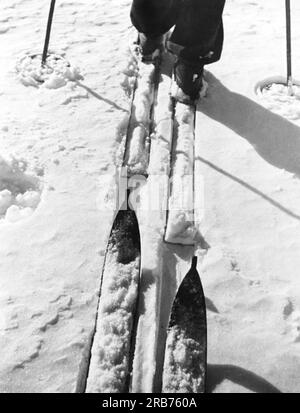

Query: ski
[[78, 41, 162, 393], [162, 256, 207, 393], [164, 99, 197, 245], [85, 208, 141, 393], [154, 53, 207, 393]]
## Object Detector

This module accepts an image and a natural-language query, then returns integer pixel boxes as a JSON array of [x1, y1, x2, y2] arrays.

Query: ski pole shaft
[[286, 0, 292, 83], [42, 0, 56, 65]]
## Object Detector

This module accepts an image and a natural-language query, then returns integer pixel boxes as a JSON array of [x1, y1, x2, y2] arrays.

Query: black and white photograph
[[0, 0, 299, 396]]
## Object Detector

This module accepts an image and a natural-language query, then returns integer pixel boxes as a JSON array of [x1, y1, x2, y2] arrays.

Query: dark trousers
[[131, 0, 226, 64]]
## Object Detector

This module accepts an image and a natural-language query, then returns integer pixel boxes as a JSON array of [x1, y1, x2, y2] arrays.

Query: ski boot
[[171, 58, 207, 105], [138, 32, 165, 62]]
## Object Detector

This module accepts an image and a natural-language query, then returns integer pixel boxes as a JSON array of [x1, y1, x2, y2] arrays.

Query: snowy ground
[[1, 0, 300, 393]]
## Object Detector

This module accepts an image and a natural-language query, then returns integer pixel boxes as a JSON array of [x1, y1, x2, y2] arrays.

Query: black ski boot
[[138, 32, 165, 62], [172, 58, 206, 104]]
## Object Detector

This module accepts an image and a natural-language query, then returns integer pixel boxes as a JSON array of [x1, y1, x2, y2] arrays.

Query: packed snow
[[257, 81, 300, 122], [147, 54, 174, 176], [119, 43, 155, 175], [16, 53, 83, 89], [163, 327, 205, 393], [0, 0, 300, 394], [165, 103, 198, 245]]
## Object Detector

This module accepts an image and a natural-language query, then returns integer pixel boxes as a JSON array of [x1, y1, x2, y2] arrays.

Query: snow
[[0, 156, 41, 222], [162, 327, 205, 393], [0, 0, 300, 394], [16, 53, 83, 89], [0, 190, 12, 215], [16, 190, 41, 209], [258, 82, 300, 121], [165, 103, 197, 245], [122, 52, 157, 176]]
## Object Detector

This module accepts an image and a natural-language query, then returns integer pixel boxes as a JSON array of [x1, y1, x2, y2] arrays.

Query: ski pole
[[285, 0, 293, 94], [42, 0, 56, 65]]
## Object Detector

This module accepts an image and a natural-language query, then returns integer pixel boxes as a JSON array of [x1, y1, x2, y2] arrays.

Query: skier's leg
[[169, 0, 226, 65], [169, 0, 226, 103], [130, 0, 178, 36], [130, 0, 179, 60]]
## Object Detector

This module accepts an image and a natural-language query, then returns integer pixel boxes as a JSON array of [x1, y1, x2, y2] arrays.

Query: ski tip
[[109, 209, 140, 265], [172, 261, 206, 325], [163, 257, 207, 393], [191, 256, 198, 270]]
